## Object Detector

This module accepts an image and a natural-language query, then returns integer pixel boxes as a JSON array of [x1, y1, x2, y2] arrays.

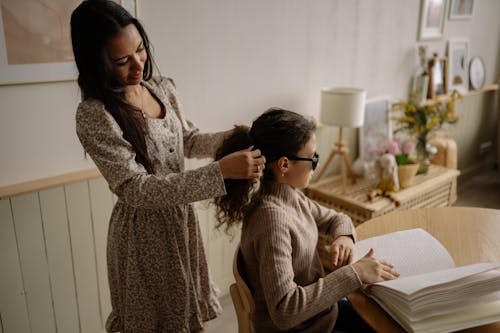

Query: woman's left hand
[[330, 235, 355, 270]]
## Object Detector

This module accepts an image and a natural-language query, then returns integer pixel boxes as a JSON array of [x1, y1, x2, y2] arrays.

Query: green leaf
[[396, 154, 409, 165]]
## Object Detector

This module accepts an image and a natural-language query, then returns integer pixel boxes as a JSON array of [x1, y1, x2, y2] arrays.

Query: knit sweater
[[240, 182, 363, 332]]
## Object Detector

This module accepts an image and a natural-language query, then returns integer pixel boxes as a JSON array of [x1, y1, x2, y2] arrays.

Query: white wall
[[1, 0, 499, 187]]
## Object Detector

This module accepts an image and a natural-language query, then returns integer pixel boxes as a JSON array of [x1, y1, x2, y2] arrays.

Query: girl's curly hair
[[213, 107, 316, 234]]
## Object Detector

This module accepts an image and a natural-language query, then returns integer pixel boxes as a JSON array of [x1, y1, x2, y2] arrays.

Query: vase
[[416, 135, 430, 174], [397, 163, 420, 188]]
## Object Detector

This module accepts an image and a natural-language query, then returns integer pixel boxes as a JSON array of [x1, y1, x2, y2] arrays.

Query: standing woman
[[70, 1, 265, 332]]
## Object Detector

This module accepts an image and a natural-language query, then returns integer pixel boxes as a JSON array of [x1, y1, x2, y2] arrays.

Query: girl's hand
[[219, 146, 266, 179], [352, 248, 400, 284], [330, 235, 355, 270]]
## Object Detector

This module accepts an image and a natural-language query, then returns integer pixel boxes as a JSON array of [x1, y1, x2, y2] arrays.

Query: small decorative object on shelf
[[377, 138, 419, 188], [428, 53, 449, 99], [368, 153, 401, 207], [469, 56, 485, 90], [397, 163, 420, 188], [391, 91, 460, 174], [411, 45, 429, 103]]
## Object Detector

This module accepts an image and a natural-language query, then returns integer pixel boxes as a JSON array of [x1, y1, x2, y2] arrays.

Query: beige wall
[[1, 0, 499, 186]]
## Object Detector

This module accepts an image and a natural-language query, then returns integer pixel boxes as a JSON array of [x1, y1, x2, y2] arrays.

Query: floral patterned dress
[[76, 76, 225, 332]]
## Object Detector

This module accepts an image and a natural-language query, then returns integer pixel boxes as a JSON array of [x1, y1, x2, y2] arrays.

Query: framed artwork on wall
[[449, 0, 474, 20], [0, 0, 136, 85], [418, 0, 446, 41], [447, 39, 469, 93], [358, 97, 392, 163], [428, 53, 448, 99]]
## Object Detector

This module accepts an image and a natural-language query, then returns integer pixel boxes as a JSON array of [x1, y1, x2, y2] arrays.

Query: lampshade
[[320, 87, 366, 128]]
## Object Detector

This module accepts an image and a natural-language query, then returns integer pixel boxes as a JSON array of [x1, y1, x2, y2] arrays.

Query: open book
[[353, 228, 500, 333]]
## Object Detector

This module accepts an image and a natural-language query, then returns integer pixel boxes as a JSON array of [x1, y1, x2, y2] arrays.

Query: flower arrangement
[[390, 91, 460, 172], [378, 138, 416, 166]]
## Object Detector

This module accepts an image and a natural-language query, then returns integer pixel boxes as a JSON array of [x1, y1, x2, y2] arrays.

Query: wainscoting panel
[[65, 182, 103, 333], [39, 187, 80, 333], [187, 158, 240, 296], [88, 178, 114, 329], [0, 160, 240, 332], [0, 198, 31, 333], [10, 193, 56, 333]]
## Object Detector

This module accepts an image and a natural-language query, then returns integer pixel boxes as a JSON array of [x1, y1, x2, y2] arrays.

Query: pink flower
[[378, 138, 416, 166], [386, 139, 401, 155], [402, 141, 415, 155]]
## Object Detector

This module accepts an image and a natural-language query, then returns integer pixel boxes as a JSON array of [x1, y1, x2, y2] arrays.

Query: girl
[[214, 108, 399, 332]]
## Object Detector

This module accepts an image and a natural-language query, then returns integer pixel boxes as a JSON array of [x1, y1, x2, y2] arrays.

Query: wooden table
[[305, 165, 460, 226], [347, 207, 500, 333]]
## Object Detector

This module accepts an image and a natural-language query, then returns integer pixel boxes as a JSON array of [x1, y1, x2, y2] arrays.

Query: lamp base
[[315, 141, 358, 192]]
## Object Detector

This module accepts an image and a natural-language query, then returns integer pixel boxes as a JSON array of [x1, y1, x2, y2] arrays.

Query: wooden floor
[[205, 168, 500, 333]]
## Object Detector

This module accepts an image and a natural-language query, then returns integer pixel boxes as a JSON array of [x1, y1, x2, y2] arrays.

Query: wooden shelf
[[421, 83, 499, 105], [0, 167, 101, 199]]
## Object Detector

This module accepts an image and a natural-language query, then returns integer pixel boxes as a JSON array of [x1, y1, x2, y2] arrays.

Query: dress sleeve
[[251, 209, 361, 330], [302, 192, 356, 241], [160, 77, 225, 159], [75, 99, 226, 209]]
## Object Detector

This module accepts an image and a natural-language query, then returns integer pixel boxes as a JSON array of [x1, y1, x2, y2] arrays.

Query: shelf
[[421, 83, 499, 105], [0, 167, 101, 199]]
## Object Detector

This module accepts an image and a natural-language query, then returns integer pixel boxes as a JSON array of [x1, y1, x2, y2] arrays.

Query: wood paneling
[[39, 187, 80, 333], [65, 182, 102, 333], [0, 198, 30, 333], [0, 162, 238, 332], [10, 193, 56, 333], [88, 178, 113, 328]]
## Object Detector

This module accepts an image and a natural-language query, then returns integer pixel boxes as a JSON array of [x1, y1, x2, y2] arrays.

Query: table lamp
[[316, 87, 366, 191]]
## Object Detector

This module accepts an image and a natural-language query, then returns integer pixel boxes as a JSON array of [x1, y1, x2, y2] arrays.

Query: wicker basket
[[397, 163, 419, 188]]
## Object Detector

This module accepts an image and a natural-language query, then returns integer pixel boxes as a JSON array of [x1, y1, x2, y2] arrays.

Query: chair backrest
[[230, 245, 255, 333]]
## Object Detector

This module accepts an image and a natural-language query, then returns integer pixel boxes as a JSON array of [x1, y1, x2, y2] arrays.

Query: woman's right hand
[[219, 146, 266, 179], [352, 248, 400, 284]]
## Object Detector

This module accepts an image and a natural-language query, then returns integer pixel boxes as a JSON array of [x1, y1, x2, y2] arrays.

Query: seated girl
[[214, 108, 399, 333]]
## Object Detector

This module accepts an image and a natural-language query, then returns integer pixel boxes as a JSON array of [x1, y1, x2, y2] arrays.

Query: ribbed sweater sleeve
[[303, 191, 356, 241]]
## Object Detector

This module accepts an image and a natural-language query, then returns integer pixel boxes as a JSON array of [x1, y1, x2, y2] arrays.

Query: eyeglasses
[[286, 152, 320, 171]]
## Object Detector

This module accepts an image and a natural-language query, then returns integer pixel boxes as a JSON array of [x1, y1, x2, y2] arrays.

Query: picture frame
[[418, 0, 447, 41], [428, 54, 448, 99], [358, 97, 393, 163], [0, 0, 137, 86], [449, 0, 474, 20], [447, 39, 469, 93]]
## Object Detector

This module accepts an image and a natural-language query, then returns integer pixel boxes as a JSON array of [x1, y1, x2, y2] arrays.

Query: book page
[[374, 262, 500, 296], [354, 228, 455, 277]]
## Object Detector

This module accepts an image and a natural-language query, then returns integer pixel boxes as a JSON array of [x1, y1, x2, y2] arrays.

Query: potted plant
[[391, 91, 460, 173], [378, 138, 419, 188]]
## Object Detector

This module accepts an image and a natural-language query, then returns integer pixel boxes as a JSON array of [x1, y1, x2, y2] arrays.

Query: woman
[[214, 108, 400, 332], [70, 1, 265, 332]]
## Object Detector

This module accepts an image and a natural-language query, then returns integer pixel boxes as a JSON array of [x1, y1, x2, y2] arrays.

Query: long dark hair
[[214, 108, 316, 232], [71, 0, 155, 173]]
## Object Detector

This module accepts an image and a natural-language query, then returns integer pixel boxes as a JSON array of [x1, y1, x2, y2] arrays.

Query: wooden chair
[[429, 136, 458, 169], [230, 246, 255, 333], [347, 207, 500, 333]]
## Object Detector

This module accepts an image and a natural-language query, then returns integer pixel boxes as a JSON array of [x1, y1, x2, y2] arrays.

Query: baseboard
[[458, 159, 497, 183]]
